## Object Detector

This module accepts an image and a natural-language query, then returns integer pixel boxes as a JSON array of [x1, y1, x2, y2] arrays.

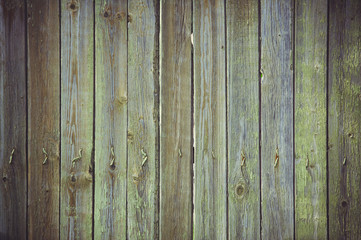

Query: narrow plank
[[127, 0, 159, 239], [0, 1, 26, 239], [60, 0, 94, 239], [294, 0, 327, 239], [159, 0, 192, 239], [193, 0, 226, 239], [328, 0, 361, 238], [226, 0, 260, 239], [260, 0, 294, 238], [27, 0, 60, 238], [94, 0, 127, 239]]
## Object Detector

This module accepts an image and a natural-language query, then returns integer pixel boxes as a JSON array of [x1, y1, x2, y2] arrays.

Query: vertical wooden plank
[[0, 1, 26, 239], [27, 0, 60, 238], [159, 0, 192, 239], [226, 0, 260, 239], [94, 0, 127, 239], [128, 0, 159, 239], [260, 0, 294, 239], [193, 0, 226, 239], [329, 0, 361, 238], [294, 0, 327, 239], [60, 0, 93, 239]]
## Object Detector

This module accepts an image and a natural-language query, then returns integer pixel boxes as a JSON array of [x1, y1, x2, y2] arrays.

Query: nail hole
[[2, 177, 7, 182], [71, 175, 76, 182], [341, 200, 348, 208]]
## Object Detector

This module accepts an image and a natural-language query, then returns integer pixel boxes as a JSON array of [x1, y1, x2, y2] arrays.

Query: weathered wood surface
[[0, 1, 26, 239], [94, 0, 127, 239], [193, 0, 226, 239], [128, 0, 159, 239], [260, 0, 294, 239], [226, 0, 260, 239], [60, 0, 94, 239], [160, 0, 192, 239], [328, 0, 361, 238], [27, 0, 61, 239], [294, 0, 328, 239]]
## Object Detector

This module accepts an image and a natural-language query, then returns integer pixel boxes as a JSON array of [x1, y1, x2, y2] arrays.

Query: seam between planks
[[326, 0, 330, 239], [258, 0, 262, 239]]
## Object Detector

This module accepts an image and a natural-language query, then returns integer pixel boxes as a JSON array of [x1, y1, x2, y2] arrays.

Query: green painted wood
[[127, 0, 159, 239], [294, 0, 327, 239], [193, 0, 226, 239], [159, 0, 192, 239], [0, 1, 26, 239], [60, 0, 94, 239], [328, 0, 361, 238], [226, 0, 260, 239], [27, 0, 60, 238], [260, 0, 294, 238], [94, 0, 127, 239]]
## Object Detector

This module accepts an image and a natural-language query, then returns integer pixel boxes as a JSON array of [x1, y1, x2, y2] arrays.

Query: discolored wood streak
[[60, 0, 94, 239], [160, 0, 192, 239], [329, 0, 361, 239], [294, 0, 327, 239], [94, 0, 127, 239], [128, 0, 159, 239], [0, 1, 26, 239], [260, 0, 294, 239], [226, 0, 260, 239], [193, 0, 226, 239], [27, 0, 60, 239]]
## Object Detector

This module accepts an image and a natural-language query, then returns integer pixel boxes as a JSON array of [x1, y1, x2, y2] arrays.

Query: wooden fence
[[1, 0, 361, 239]]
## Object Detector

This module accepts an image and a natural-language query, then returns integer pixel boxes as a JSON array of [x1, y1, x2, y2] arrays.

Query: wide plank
[[0, 1, 26, 239], [94, 0, 127, 239], [127, 0, 159, 239], [328, 0, 361, 238], [193, 0, 226, 239], [294, 0, 327, 239], [27, 0, 60, 238], [226, 0, 260, 239], [159, 0, 192, 239], [260, 0, 294, 238], [60, 0, 94, 239]]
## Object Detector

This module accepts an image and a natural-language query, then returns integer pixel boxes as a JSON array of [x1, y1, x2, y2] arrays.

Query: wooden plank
[[294, 0, 327, 239], [159, 0, 192, 239], [27, 0, 60, 238], [193, 0, 226, 239], [0, 1, 26, 239], [328, 0, 361, 238], [60, 0, 94, 239], [260, 0, 294, 238], [94, 0, 127, 239], [226, 0, 260, 239], [127, 0, 159, 239]]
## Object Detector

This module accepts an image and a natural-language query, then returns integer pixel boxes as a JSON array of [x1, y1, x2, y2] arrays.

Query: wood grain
[[226, 0, 260, 239], [94, 0, 127, 239], [127, 0, 159, 239], [0, 1, 26, 239], [193, 0, 226, 239], [60, 0, 94, 239], [294, 0, 327, 239], [27, 0, 60, 238], [328, 0, 361, 238], [260, 0, 294, 238], [159, 0, 192, 239]]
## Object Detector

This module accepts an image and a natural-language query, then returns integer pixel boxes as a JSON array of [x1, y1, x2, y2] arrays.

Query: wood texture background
[[1, 0, 361, 239]]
